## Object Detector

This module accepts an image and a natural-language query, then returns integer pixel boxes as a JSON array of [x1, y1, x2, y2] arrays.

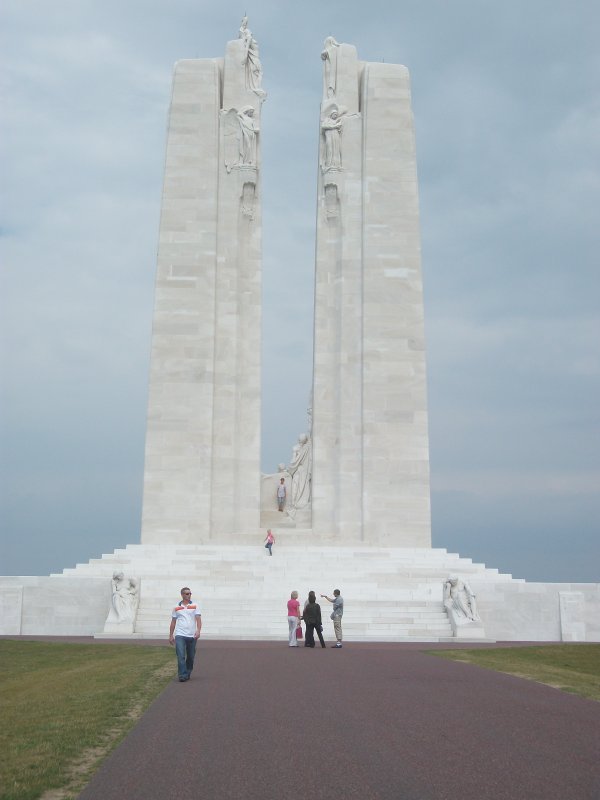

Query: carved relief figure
[[286, 432, 312, 517], [110, 571, 139, 623], [321, 105, 344, 171], [324, 183, 339, 218], [443, 576, 480, 624], [238, 16, 265, 96], [237, 105, 258, 165], [241, 181, 256, 219], [222, 106, 259, 174], [321, 36, 340, 99]]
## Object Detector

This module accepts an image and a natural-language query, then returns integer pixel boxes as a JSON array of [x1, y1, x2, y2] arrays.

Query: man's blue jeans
[[175, 635, 197, 680]]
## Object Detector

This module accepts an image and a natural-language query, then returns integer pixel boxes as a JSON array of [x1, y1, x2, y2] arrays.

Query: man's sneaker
[[331, 642, 342, 648]]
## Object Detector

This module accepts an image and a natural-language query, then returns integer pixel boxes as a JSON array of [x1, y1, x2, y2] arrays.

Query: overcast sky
[[1, 0, 599, 583]]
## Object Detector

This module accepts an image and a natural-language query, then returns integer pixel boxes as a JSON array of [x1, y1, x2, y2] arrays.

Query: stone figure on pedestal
[[321, 103, 345, 171], [238, 16, 265, 97], [223, 106, 259, 174], [443, 576, 480, 624], [321, 36, 340, 99], [111, 572, 139, 622], [286, 432, 312, 518], [237, 106, 258, 166], [103, 571, 140, 634]]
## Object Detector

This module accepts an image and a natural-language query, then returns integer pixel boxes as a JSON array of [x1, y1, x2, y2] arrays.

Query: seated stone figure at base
[[443, 575, 480, 625]]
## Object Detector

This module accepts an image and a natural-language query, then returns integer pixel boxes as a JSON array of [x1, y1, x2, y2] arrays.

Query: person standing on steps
[[264, 529, 275, 555], [302, 590, 326, 648], [277, 477, 287, 512], [169, 587, 202, 681], [321, 589, 343, 648]]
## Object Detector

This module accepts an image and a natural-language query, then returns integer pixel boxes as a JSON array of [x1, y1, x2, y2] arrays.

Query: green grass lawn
[[0, 640, 174, 800], [430, 644, 600, 702]]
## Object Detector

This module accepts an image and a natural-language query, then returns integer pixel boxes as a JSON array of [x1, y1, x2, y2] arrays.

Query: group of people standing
[[287, 589, 344, 649], [168, 584, 344, 683]]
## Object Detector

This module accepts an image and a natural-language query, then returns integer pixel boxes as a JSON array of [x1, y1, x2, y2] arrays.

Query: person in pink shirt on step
[[264, 529, 275, 555]]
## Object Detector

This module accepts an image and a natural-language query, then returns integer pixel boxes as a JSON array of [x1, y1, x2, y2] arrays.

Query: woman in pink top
[[264, 529, 275, 556], [287, 590, 301, 647]]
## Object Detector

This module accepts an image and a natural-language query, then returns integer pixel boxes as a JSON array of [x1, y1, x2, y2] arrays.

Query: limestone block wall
[[475, 580, 600, 642], [0, 577, 110, 635], [360, 63, 431, 546], [141, 59, 222, 545]]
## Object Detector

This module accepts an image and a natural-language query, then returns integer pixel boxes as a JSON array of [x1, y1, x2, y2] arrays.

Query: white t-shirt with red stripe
[[172, 601, 201, 636]]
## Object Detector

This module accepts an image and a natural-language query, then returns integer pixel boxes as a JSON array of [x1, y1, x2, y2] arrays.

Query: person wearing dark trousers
[[302, 590, 326, 648], [169, 587, 202, 681]]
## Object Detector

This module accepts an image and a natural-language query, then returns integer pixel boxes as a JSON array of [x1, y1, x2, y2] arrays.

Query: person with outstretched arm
[[321, 589, 343, 648]]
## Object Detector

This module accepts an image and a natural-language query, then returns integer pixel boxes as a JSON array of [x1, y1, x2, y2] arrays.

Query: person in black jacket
[[302, 590, 326, 648]]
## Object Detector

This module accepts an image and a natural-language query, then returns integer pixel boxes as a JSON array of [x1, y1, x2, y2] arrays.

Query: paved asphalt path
[[76, 641, 600, 800]]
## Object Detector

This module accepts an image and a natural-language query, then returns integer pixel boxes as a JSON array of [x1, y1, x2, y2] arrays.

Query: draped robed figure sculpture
[[286, 432, 312, 520]]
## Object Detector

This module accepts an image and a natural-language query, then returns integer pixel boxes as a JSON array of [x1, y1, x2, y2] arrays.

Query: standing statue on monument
[[238, 16, 265, 97], [321, 103, 346, 171], [236, 105, 259, 166], [286, 432, 312, 517], [110, 571, 139, 623], [321, 36, 340, 100]]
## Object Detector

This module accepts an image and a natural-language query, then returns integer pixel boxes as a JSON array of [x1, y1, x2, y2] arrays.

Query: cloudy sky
[[1, 0, 599, 582]]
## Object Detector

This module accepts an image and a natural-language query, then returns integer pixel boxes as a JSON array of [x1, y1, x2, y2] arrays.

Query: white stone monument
[[1, 26, 599, 644]]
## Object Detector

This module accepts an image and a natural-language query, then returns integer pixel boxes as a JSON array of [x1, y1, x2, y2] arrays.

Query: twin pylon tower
[[141, 21, 431, 548]]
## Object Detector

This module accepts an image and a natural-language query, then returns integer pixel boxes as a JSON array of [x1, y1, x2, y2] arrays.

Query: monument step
[[56, 555, 514, 576], [259, 511, 297, 528], [48, 543, 514, 640], [136, 613, 451, 626], [138, 602, 449, 615]]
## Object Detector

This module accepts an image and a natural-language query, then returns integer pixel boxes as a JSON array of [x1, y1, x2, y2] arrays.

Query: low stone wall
[[474, 580, 600, 642], [0, 577, 110, 636]]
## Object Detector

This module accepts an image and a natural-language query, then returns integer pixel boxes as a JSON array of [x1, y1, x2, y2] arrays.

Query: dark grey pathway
[[77, 641, 600, 800]]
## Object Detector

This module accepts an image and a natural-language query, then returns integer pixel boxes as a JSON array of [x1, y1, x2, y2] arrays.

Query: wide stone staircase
[[54, 541, 521, 641]]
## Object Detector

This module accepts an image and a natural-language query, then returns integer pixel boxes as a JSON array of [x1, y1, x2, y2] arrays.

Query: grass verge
[[0, 640, 174, 800], [429, 644, 600, 702]]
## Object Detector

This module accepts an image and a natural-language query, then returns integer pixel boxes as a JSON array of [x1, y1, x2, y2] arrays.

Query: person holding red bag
[[287, 590, 301, 647]]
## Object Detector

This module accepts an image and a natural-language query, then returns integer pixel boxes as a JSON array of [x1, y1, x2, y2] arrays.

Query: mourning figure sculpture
[[286, 432, 312, 518], [237, 105, 259, 166], [443, 575, 480, 624], [321, 104, 345, 171]]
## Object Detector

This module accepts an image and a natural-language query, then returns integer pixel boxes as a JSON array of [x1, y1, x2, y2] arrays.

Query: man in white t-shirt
[[169, 587, 202, 682]]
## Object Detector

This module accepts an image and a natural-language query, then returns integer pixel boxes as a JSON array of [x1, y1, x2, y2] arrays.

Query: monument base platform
[[2, 540, 599, 642]]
